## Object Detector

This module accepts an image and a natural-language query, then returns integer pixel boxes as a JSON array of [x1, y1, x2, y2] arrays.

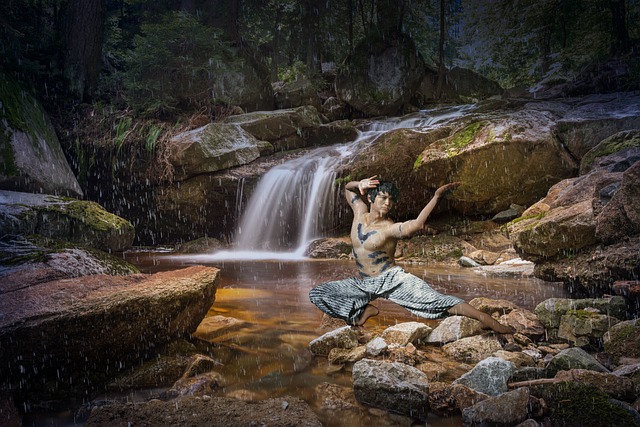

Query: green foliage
[[457, 0, 640, 89], [114, 117, 132, 154], [145, 124, 162, 154], [121, 11, 231, 117], [278, 60, 308, 83]]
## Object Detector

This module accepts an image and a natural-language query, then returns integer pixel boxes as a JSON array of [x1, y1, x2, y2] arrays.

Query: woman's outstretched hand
[[435, 181, 461, 198], [358, 175, 380, 195]]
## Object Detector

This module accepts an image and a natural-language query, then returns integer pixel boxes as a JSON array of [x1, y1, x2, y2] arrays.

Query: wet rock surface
[[84, 396, 322, 427], [0, 266, 219, 402]]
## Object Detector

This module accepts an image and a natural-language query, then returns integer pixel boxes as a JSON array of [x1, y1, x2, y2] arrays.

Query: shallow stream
[[117, 253, 570, 427]]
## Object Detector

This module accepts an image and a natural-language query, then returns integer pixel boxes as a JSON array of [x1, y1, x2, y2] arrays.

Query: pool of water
[[21, 254, 569, 426], [112, 253, 569, 427]]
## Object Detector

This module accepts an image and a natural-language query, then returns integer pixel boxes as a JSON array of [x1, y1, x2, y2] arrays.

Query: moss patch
[[581, 129, 640, 171], [42, 199, 133, 233], [531, 382, 640, 427], [444, 121, 484, 155]]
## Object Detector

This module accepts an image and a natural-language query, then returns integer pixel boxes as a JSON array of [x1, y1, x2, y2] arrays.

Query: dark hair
[[367, 180, 400, 203]]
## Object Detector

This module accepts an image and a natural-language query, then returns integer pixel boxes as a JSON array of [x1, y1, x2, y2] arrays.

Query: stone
[[458, 256, 481, 267], [493, 350, 537, 368], [0, 266, 219, 401], [0, 235, 139, 288], [557, 310, 621, 347], [462, 387, 530, 426], [223, 106, 324, 151], [314, 382, 360, 411], [365, 337, 388, 357], [352, 358, 430, 420], [328, 346, 367, 365], [308, 326, 358, 356], [380, 321, 432, 346], [500, 308, 546, 337], [426, 315, 484, 344], [442, 334, 504, 364], [534, 296, 627, 331], [554, 369, 636, 401], [0, 72, 83, 197], [469, 297, 519, 316], [604, 319, 640, 362], [192, 316, 248, 342], [453, 356, 516, 396], [544, 347, 610, 376], [0, 190, 135, 252], [468, 249, 500, 265], [168, 123, 262, 180], [84, 396, 322, 427]]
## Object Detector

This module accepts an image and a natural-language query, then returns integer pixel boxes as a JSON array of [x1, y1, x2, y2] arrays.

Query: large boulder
[[507, 133, 640, 295], [272, 75, 322, 110], [0, 190, 135, 252], [553, 92, 640, 161], [223, 106, 356, 152], [167, 123, 264, 180], [0, 73, 82, 197], [347, 104, 576, 217], [335, 33, 425, 116], [0, 265, 219, 401]]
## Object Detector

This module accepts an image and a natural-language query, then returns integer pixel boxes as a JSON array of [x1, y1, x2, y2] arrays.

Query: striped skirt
[[309, 266, 464, 325]]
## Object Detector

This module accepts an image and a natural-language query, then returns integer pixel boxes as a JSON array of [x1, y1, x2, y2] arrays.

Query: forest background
[[1, 0, 639, 181]]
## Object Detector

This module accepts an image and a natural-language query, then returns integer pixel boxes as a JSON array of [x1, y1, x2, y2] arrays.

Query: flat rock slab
[[84, 396, 322, 427], [0, 266, 219, 399]]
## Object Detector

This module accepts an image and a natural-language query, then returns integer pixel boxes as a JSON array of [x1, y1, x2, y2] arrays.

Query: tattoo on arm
[[351, 194, 360, 203]]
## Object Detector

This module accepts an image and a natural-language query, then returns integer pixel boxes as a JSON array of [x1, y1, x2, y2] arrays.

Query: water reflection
[[122, 254, 569, 427]]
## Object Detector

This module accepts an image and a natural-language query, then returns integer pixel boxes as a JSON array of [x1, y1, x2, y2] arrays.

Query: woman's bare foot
[[355, 304, 379, 326]]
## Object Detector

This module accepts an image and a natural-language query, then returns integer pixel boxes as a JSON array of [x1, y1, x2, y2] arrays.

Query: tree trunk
[[609, 0, 630, 54], [301, 0, 323, 75], [435, 0, 446, 99], [375, 0, 405, 39], [63, 0, 106, 101]]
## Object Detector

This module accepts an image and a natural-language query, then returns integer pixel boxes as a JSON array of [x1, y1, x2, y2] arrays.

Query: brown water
[[115, 253, 569, 427]]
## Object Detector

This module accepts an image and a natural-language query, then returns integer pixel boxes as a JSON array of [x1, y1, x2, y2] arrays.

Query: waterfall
[[234, 147, 343, 255], [209, 105, 473, 260]]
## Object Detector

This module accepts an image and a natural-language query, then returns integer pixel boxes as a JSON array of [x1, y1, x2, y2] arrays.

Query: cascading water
[[209, 105, 473, 260]]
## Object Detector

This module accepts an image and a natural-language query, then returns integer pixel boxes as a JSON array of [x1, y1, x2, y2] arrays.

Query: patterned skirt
[[309, 266, 464, 325]]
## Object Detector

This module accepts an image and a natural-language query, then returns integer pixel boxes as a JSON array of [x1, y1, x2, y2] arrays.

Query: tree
[[63, 0, 106, 100]]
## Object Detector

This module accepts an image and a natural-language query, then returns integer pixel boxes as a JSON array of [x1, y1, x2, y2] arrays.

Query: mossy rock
[[604, 319, 640, 362], [580, 129, 640, 175], [0, 234, 139, 276], [530, 381, 640, 427], [0, 190, 135, 252]]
